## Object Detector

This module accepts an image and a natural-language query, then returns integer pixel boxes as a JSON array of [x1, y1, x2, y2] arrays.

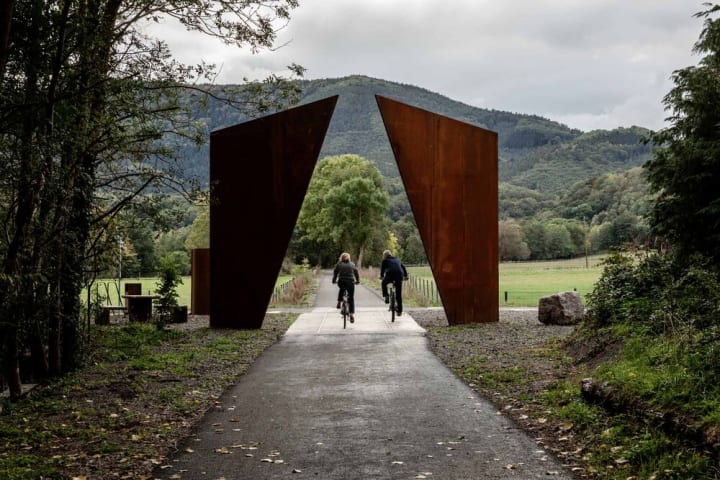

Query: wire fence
[[270, 277, 296, 304], [408, 276, 441, 305]]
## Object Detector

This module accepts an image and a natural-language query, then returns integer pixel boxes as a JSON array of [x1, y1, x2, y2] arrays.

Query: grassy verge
[[407, 255, 605, 307], [425, 319, 720, 479], [0, 314, 295, 480], [268, 271, 317, 307]]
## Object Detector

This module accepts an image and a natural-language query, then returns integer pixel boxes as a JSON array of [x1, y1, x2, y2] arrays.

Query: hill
[[178, 75, 653, 194]]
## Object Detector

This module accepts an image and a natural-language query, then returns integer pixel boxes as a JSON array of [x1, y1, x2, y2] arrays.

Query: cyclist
[[380, 249, 408, 316], [332, 252, 360, 323]]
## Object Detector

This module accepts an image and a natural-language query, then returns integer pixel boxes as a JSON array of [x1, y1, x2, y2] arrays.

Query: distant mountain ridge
[[180, 75, 652, 194]]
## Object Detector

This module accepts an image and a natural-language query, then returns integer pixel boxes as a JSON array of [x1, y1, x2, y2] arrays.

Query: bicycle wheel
[[390, 291, 396, 323], [341, 291, 348, 329]]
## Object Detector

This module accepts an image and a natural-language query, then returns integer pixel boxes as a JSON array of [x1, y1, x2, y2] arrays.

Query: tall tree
[[645, 4, 720, 263], [297, 154, 388, 267], [0, 0, 301, 398]]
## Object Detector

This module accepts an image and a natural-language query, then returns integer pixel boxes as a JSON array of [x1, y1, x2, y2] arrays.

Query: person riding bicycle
[[332, 252, 360, 323], [380, 249, 408, 316]]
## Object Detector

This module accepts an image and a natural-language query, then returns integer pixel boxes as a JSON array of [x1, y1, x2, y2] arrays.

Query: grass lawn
[[86, 275, 295, 311], [407, 255, 606, 307]]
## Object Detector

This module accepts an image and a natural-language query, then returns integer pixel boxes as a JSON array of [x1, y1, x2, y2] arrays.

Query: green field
[[408, 255, 606, 307], [86, 275, 294, 310]]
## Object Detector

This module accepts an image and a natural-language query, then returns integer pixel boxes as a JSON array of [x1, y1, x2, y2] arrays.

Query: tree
[[297, 154, 388, 267], [185, 205, 210, 250], [499, 219, 530, 261], [154, 254, 182, 330], [645, 4, 720, 264], [0, 0, 302, 398]]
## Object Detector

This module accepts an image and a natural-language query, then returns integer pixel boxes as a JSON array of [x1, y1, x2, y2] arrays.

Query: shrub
[[154, 255, 183, 329], [586, 250, 720, 333]]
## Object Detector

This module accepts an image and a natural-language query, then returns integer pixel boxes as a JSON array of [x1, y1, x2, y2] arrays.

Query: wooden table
[[122, 294, 160, 323]]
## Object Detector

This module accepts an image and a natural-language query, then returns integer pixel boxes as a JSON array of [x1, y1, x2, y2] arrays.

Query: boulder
[[538, 291, 585, 325]]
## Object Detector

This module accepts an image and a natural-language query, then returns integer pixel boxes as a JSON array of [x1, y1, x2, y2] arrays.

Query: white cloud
[[146, 0, 706, 131]]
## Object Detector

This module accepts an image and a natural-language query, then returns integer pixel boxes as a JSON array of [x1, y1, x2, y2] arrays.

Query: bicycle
[[340, 289, 349, 329], [387, 282, 397, 322]]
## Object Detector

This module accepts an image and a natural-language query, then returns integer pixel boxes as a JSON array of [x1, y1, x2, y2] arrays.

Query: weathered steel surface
[[210, 97, 338, 328], [376, 95, 498, 324], [191, 248, 210, 315]]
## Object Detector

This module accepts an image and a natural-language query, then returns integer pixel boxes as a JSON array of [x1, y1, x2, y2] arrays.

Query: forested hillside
[[172, 75, 656, 263], [179, 75, 652, 192]]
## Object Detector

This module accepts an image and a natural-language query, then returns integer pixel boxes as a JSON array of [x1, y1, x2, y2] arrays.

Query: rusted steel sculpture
[[376, 95, 498, 324], [209, 97, 338, 328], [191, 248, 210, 315]]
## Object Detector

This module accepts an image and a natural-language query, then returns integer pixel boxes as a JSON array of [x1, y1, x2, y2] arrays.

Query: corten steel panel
[[191, 248, 210, 315], [210, 97, 338, 328], [376, 95, 498, 325]]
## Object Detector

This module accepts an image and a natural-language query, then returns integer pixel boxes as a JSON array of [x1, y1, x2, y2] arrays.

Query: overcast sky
[[148, 1, 706, 132]]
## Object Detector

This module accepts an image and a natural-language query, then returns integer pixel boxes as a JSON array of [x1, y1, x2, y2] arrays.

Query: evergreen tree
[[646, 4, 720, 263]]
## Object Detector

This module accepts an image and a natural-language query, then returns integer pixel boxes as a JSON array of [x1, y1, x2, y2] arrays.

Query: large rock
[[538, 291, 585, 325]]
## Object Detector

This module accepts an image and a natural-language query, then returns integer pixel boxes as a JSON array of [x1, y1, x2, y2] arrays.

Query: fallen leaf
[[215, 447, 230, 454], [392, 461, 404, 465], [184, 448, 194, 453], [292, 469, 302, 473], [261, 458, 273, 463]]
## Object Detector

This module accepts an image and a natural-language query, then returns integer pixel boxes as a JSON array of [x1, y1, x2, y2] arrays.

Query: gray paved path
[[154, 272, 572, 479]]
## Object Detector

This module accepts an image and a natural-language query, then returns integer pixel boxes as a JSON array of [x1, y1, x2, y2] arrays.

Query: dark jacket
[[333, 260, 359, 284], [380, 256, 408, 280]]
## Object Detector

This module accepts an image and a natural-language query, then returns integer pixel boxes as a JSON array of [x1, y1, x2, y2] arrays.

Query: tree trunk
[[2, 328, 21, 399], [0, 0, 45, 398], [0, 0, 13, 79], [28, 329, 48, 379], [357, 245, 365, 269]]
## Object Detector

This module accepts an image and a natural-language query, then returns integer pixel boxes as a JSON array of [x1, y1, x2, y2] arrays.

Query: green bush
[[586, 250, 720, 332], [154, 255, 183, 330]]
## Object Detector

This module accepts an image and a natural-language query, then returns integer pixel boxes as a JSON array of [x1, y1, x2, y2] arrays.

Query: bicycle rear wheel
[[341, 291, 348, 329], [390, 291, 396, 323]]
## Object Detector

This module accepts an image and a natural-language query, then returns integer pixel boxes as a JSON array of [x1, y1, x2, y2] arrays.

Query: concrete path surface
[[153, 272, 572, 479]]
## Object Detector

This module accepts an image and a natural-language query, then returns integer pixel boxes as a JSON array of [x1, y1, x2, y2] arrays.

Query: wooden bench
[[96, 305, 128, 325]]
